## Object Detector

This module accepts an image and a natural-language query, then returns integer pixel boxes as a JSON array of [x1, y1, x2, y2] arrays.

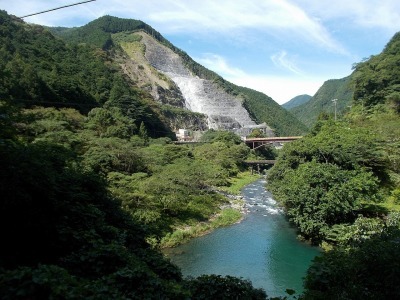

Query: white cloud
[[2, 0, 346, 54], [229, 75, 323, 105], [270, 51, 303, 75], [2, 0, 392, 105], [354, 2, 400, 31], [194, 52, 322, 104], [195, 53, 247, 78], [4, 0, 399, 51], [143, 0, 346, 54], [294, 0, 400, 32]]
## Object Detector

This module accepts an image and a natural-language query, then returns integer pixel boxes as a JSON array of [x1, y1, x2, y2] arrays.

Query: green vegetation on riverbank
[[268, 31, 400, 246], [0, 10, 279, 298], [267, 30, 400, 299], [160, 208, 243, 248], [219, 171, 261, 195], [159, 171, 260, 248], [0, 100, 268, 298], [268, 120, 386, 243], [3, 8, 400, 299], [268, 107, 400, 298], [1, 94, 277, 297]]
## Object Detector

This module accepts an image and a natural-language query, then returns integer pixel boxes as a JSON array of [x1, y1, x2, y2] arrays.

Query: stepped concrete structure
[[140, 32, 272, 136]]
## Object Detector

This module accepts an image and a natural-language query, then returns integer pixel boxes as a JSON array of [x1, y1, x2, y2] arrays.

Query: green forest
[[1, 8, 400, 299], [0, 11, 273, 299], [289, 76, 354, 128], [268, 30, 400, 299], [288, 32, 400, 130]]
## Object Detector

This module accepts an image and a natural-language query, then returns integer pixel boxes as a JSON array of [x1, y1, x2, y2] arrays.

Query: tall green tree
[[139, 121, 149, 144], [304, 213, 400, 300], [267, 121, 386, 242]]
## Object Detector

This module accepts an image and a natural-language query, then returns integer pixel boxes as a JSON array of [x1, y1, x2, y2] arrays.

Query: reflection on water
[[164, 179, 320, 297]]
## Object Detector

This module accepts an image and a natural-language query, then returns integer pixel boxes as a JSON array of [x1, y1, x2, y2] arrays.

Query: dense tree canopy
[[267, 121, 385, 242], [304, 213, 400, 300], [289, 77, 353, 128], [352, 32, 400, 108], [0, 137, 187, 299], [268, 31, 400, 298], [3, 8, 400, 299], [0, 101, 270, 298]]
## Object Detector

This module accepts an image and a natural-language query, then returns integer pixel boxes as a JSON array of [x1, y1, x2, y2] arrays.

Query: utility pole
[[332, 98, 338, 121], [361, 99, 364, 115]]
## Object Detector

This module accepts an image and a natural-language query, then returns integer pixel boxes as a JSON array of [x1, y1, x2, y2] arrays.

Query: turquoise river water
[[163, 178, 321, 297]]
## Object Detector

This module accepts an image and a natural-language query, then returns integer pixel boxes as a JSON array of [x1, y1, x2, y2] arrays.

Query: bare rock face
[[115, 33, 186, 108], [140, 32, 259, 133]]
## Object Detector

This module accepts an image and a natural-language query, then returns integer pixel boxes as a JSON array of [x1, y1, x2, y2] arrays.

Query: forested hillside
[[289, 32, 400, 129], [282, 94, 311, 110], [0, 10, 276, 298], [289, 76, 353, 128], [3, 7, 399, 298], [51, 15, 307, 136], [352, 31, 400, 110], [50, 15, 215, 80], [0, 105, 273, 298], [212, 79, 308, 135], [0, 11, 175, 138], [268, 31, 400, 299]]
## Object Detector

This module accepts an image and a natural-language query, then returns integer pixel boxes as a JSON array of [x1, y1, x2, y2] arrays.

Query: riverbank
[[218, 172, 262, 195], [158, 172, 261, 248], [163, 178, 321, 297]]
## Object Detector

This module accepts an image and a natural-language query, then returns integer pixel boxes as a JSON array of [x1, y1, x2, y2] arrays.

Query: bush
[[186, 274, 267, 300]]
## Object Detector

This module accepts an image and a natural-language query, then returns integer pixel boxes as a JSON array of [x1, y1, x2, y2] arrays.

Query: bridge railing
[[242, 136, 303, 143]]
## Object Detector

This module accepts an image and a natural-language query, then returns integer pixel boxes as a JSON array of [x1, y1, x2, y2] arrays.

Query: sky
[[1, 0, 400, 104]]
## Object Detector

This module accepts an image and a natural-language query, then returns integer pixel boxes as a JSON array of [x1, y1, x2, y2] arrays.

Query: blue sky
[[2, 0, 400, 104]]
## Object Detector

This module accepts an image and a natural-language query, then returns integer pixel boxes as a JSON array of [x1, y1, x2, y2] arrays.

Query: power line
[[20, 0, 96, 19]]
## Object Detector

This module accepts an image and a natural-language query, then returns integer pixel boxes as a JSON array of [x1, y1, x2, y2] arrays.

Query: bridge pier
[[245, 160, 276, 174], [250, 164, 260, 175]]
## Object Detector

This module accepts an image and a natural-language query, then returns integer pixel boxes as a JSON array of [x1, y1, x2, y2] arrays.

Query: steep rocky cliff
[[137, 32, 260, 133], [51, 15, 307, 136], [113, 32, 186, 108]]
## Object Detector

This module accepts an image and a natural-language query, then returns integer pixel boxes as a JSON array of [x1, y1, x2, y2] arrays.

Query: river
[[163, 178, 321, 297]]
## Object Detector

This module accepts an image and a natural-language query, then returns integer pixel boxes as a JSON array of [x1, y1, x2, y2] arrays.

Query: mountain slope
[[289, 76, 353, 127], [138, 31, 258, 131], [282, 94, 311, 110], [288, 31, 400, 128], [233, 85, 308, 135], [0, 11, 178, 138], [352, 31, 400, 109], [52, 15, 307, 136]]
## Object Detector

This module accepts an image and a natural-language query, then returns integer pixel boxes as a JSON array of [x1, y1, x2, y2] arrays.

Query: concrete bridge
[[173, 136, 302, 148], [243, 136, 302, 149]]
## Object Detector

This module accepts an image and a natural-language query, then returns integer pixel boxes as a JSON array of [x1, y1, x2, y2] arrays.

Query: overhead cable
[[20, 0, 96, 18]]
